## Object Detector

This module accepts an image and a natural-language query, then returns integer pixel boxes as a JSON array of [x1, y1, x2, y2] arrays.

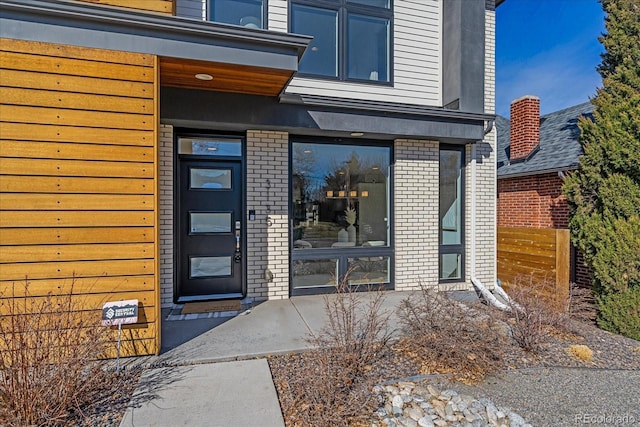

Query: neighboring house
[[0, 0, 498, 356], [496, 95, 594, 287]]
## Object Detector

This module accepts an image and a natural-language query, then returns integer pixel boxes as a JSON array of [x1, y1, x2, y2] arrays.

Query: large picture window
[[439, 147, 464, 281], [210, 0, 266, 29], [290, 0, 391, 83], [291, 140, 392, 293]]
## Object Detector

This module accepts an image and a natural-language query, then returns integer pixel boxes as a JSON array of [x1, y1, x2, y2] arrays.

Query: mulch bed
[[64, 367, 143, 427]]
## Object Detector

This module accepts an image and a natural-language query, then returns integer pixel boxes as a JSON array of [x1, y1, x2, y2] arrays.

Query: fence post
[[555, 229, 570, 304]]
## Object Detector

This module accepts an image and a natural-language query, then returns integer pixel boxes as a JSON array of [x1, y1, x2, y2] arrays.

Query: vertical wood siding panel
[[0, 39, 159, 357]]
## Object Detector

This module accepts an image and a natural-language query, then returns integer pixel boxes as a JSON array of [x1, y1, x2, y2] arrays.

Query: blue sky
[[496, 0, 605, 117]]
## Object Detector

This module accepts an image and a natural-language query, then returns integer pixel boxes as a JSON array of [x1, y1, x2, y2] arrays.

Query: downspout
[[470, 121, 512, 311]]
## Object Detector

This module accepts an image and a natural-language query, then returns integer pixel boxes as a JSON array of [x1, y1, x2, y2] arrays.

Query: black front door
[[176, 159, 243, 302]]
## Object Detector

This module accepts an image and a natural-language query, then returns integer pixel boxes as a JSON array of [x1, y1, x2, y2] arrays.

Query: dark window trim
[[173, 129, 248, 304], [289, 137, 395, 295], [208, 0, 269, 30], [438, 144, 465, 283], [288, 0, 394, 85]]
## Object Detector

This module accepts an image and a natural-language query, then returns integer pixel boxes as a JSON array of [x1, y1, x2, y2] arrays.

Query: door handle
[[234, 221, 241, 263]]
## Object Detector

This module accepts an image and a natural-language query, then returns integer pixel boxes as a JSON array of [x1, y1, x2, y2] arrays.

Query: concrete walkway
[[120, 291, 421, 427]]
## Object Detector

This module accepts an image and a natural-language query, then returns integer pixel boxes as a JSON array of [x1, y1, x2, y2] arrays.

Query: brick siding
[[159, 124, 174, 307], [497, 173, 568, 228], [393, 139, 439, 290], [246, 130, 290, 300]]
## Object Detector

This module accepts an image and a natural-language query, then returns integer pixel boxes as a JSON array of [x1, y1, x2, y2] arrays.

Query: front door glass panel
[[179, 137, 242, 157], [190, 168, 232, 189], [190, 212, 232, 234], [190, 256, 232, 278]]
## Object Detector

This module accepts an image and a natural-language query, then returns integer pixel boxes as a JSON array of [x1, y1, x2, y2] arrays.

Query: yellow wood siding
[[75, 0, 174, 14], [0, 38, 160, 357]]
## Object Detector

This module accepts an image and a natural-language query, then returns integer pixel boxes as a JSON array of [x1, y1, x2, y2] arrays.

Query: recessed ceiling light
[[350, 132, 364, 137], [195, 73, 213, 81]]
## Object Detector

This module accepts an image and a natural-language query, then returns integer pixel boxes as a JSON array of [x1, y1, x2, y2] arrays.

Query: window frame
[[438, 144, 465, 283], [289, 0, 394, 85], [208, 0, 268, 30], [289, 137, 395, 295]]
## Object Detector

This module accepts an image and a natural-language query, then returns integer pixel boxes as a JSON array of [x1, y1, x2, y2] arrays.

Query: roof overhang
[[497, 165, 579, 179], [162, 89, 495, 143], [0, 0, 311, 96]]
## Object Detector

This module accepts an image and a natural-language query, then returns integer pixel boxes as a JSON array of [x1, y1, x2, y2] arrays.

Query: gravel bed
[[427, 368, 640, 427]]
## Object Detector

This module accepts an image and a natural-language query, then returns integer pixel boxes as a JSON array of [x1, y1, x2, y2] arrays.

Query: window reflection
[[439, 148, 464, 281], [292, 142, 390, 249], [210, 0, 264, 28]]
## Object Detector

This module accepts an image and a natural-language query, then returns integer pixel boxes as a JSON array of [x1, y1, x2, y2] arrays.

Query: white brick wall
[[246, 130, 290, 300], [159, 124, 175, 307], [469, 0, 497, 289], [393, 139, 440, 290]]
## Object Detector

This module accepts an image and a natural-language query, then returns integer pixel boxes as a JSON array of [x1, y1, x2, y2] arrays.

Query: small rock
[[417, 416, 435, 427], [386, 385, 400, 394], [402, 417, 418, 427], [508, 411, 527, 426], [434, 420, 449, 427], [406, 407, 424, 421], [382, 417, 397, 427], [486, 406, 498, 425], [441, 389, 458, 399], [427, 385, 440, 397], [398, 381, 415, 390], [392, 395, 404, 410], [375, 407, 388, 418]]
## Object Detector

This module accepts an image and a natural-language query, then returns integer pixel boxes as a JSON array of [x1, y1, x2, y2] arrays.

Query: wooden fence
[[497, 227, 570, 302]]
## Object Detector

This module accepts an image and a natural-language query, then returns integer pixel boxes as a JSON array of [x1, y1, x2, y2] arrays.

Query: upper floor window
[[290, 0, 392, 83], [210, 0, 266, 29]]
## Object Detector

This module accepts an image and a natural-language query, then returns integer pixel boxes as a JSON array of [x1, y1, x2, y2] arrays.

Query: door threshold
[[176, 293, 244, 303]]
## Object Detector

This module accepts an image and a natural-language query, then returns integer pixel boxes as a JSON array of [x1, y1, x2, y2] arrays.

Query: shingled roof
[[496, 101, 594, 178]]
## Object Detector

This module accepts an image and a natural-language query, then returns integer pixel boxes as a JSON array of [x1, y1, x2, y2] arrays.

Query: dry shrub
[[566, 283, 597, 323], [0, 281, 112, 426], [397, 285, 505, 384], [565, 344, 593, 363], [275, 279, 392, 427], [503, 278, 571, 353]]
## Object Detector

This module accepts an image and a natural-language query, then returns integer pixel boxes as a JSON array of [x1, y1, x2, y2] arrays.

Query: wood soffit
[[159, 57, 293, 96]]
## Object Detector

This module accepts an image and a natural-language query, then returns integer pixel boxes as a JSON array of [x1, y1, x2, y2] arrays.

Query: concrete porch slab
[[158, 299, 312, 365]]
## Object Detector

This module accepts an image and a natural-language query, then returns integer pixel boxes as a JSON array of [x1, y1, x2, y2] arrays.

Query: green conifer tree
[[563, 0, 640, 339]]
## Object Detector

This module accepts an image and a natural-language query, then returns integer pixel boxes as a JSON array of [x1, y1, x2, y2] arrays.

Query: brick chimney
[[510, 95, 540, 160]]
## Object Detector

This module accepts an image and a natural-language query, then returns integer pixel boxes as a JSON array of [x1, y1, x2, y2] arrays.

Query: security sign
[[101, 299, 139, 326]]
